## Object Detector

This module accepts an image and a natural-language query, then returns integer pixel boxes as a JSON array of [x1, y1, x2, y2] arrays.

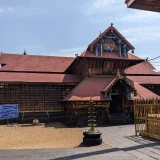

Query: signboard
[[0, 104, 19, 120]]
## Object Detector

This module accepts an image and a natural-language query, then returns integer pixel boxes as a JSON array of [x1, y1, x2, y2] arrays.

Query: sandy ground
[[0, 123, 83, 149]]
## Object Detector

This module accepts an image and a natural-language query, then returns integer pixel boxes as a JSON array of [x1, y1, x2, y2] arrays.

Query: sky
[[0, 0, 160, 70]]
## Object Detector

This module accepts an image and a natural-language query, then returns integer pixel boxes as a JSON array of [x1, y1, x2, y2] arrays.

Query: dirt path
[[0, 123, 83, 149]]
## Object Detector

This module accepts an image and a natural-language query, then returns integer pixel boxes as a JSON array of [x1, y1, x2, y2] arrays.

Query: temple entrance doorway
[[110, 94, 123, 113]]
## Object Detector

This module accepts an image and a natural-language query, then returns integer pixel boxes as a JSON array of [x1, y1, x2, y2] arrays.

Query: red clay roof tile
[[63, 75, 160, 101], [125, 61, 160, 75], [0, 53, 75, 73], [127, 76, 160, 84], [0, 72, 81, 83], [133, 82, 160, 99], [63, 76, 115, 101]]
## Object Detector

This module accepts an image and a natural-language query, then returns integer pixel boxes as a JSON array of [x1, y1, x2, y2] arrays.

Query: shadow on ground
[[125, 135, 160, 148], [49, 141, 160, 160]]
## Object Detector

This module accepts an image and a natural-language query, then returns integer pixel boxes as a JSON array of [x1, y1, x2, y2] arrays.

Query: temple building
[[0, 24, 160, 125], [125, 0, 160, 12]]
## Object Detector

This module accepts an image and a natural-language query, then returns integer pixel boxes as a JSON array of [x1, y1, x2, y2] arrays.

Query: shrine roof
[[63, 76, 115, 101], [0, 53, 75, 73], [102, 77, 135, 92], [63, 75, 160, 101], [0, 72, 81, 83], [88, 25, 135, 52]]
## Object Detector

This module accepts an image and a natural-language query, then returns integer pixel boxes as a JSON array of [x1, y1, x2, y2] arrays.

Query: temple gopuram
[[0, 24, 160, 125], [125, 0, 160, 12]]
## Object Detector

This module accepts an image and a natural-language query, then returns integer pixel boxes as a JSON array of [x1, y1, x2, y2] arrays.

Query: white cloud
[[121, 10, 160, 23], [84, 0, 116, 16], [121, 26, 160, 44], [138, 54, 150, 59], [126, 37, 137, 43], [18, 44, 43, 51], [84, 1, 160, 24], [58, 46, 87, 57], [13, 44, 46, 56], [18, 46, 87, 57], [0, 7, 15, 15], [0, 8, 4, 13], [135, 54, 160, 71], [0, 6, 49, 17]]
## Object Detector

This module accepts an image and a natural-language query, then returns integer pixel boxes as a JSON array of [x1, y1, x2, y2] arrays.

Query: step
[[109, 113, 130, 124]]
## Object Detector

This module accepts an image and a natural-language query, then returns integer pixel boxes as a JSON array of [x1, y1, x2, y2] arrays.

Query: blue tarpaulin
[[0, 104, 19, 120]]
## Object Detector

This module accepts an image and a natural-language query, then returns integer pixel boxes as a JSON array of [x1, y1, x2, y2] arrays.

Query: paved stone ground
[[96, 125, 160, 160], [0, 125, 160, 160]]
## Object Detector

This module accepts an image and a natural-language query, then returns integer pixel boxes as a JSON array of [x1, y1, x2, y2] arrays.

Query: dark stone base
[[83, 131, 102, 146]]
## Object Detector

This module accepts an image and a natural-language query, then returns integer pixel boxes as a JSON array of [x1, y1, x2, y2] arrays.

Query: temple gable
[[88, 24, 135, 57]]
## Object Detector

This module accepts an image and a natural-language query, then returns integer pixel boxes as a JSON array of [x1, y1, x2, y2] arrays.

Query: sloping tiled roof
[[101, 76, 159, 99], [0, 72, 81, 83], [88, 25, 135, 52], [63, 75, 160, 101], [63, 76, 115, 101], [80, 50, 143, 60], [0, 53, 75, 73], [134, 82, 160, 99], [127, 76, 160, 84], [125, 61, 160, 75]]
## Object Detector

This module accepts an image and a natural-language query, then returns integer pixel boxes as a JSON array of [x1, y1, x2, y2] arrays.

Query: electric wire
[[148, 56, 160, 61]]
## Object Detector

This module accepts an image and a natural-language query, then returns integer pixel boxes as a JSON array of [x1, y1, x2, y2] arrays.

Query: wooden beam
[[126, 0, 135, 7], [127, 0, 160, 12]]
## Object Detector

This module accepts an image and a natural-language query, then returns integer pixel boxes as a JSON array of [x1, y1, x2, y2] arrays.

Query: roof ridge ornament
[[111, 23, 113, 27], [75, 54, 78, 57], [23, 49, 27, 55]]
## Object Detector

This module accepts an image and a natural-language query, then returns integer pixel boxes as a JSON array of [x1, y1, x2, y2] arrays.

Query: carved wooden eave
[[65, 56, 144, 76], [125, 0, 160, 12]]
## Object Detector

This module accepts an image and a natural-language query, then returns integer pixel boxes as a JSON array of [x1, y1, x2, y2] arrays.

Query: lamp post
[[83, 96, 102, 146]]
